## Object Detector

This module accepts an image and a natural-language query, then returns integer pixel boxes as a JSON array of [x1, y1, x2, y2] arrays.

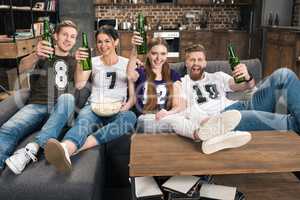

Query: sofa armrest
[[0, 89, 30, 126]]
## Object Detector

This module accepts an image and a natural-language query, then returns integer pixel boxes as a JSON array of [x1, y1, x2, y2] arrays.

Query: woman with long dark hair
[[43, 25, 137, 172]]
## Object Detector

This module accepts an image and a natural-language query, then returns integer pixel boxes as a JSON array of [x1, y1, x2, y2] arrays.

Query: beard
[[188, 66, 205, 81]]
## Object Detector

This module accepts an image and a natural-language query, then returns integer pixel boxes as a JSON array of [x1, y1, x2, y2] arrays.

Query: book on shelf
[[12, 6, 31, 10], [33, 22, 44, 37], [45, 0, 56, 11], [0, 5, 10, 9], [0, 35, 13, 42], [15, 29, 33, 39]]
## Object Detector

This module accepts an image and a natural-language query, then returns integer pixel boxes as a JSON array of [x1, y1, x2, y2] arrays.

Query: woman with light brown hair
[[127, 33, 184, 132]]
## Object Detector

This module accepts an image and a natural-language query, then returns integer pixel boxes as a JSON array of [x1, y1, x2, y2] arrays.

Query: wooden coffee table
[[129, 131, 300, 199]]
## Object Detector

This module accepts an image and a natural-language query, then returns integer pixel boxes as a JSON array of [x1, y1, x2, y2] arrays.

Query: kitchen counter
[[262, 25, 300, 32], [118, 29, 248, 33]]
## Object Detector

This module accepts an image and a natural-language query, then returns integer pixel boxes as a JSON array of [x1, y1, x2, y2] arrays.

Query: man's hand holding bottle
[[232, 63, 252, 82], [75, 47, 90, 63], [35, 40, 54, 59]]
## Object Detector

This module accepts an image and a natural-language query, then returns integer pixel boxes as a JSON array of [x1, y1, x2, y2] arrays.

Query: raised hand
[[232, 63, 251, 81], [75, 47, 89, 62], [36, 40, 54, 59], [131, 31, 143, 48]]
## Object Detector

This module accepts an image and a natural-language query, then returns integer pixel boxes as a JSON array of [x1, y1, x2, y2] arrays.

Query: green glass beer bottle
[[228, 44, 245, 83], [81, 32, 92, 71], [43, 19, 54, 61], [137, 13, 147, 54]]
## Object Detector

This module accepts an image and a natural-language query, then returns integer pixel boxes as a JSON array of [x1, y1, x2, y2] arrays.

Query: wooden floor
[[214, 173, 300, 200]]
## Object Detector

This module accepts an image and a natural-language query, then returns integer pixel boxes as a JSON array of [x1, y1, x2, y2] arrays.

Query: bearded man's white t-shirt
[[181, 71, 236, 116]]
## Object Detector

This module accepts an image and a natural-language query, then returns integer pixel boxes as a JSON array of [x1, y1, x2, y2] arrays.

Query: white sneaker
[[196, 110, 242, 141], [202, 131, 252, 154], [5, 143, 38, 175], [44, 139, 71, 173]]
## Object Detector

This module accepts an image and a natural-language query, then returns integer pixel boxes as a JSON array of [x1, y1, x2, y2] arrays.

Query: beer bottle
[[137, 13, 147, 54], [81, 32, 92, 71], [43, 19, 54, 61], [228, 44, 245, 83]]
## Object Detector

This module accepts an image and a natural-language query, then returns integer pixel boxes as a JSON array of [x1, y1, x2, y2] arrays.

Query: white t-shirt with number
[[90, 56, 128, 104], [181, 71, 236, 116]]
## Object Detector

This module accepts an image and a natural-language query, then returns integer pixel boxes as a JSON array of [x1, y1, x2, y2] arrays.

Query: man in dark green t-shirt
[[0, 20, 79, 174]]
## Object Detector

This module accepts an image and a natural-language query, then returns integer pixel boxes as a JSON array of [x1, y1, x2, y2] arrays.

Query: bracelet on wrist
[[245, 72, 253, 82]]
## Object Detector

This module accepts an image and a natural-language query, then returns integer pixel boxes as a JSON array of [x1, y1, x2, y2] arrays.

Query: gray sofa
[[0, 58, 273, 200], [0, 90, 104, 200]]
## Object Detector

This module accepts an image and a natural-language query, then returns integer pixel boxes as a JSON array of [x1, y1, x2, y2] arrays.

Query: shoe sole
[[202, 131, 251, 154], [5, 158, 21, 175], [44, 139, 71, 173], [198, 110, 242, 141]]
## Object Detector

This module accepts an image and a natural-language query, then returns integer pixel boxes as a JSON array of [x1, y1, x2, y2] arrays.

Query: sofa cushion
[[0, 89, 30, 127], [0, 133, 104, 200]]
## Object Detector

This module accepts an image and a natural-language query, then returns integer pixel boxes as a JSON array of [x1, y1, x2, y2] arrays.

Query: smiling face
[[54, 26, 78, 55], [96, 33, 119, 56], [147, 44, 168, 69], [185, 51, 207, 81]]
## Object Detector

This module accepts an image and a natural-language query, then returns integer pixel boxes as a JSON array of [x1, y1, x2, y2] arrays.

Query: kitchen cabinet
[[264, 28, 297, 77], [118, 30, 250, 63], [177, 0, 210, 5], [177, 0, 253, 6], [94, 0, 112, 4], [180, 30, 249, 61]]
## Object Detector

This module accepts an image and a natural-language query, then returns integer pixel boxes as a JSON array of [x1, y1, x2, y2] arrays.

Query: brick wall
[[293, 0, 300, 26], [95, 4, 241, 30]]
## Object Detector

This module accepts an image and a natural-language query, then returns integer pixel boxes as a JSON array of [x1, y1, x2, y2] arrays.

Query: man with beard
[[164, 44, 300, 154], [160, 44, 255, 154]]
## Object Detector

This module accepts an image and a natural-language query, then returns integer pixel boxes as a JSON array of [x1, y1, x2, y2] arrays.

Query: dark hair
[[95, 25, 119, 41], [54, 20, 78, 34], [143, 37, 174, 113], [185, 44, 206, 55]]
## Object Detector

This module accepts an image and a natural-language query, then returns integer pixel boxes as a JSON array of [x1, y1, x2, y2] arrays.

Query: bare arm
[[74, 48, 92, 89], [155, 81, 187, 120], [229, 63, 256, 92], [127, 32, 143, 82], [120, 80, 136, 111], [19, 40, 54, 73], [168, 81, 186, 115]]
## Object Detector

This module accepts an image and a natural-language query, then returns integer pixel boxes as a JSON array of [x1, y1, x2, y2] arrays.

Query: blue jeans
[[225, 68, 300, 133], [0, 94, 75, 169], [63, 104, 137, 149]]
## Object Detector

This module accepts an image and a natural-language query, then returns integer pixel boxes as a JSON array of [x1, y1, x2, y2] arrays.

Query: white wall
[[261, 0, 293, 26]]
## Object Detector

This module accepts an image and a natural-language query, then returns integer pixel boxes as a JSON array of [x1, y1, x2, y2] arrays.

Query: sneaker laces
[[25, 147, 37, 162]]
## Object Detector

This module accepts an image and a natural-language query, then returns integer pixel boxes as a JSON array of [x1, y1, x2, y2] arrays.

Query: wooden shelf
[[0, 37, 38, 59], [0, 5, 56, 13]]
